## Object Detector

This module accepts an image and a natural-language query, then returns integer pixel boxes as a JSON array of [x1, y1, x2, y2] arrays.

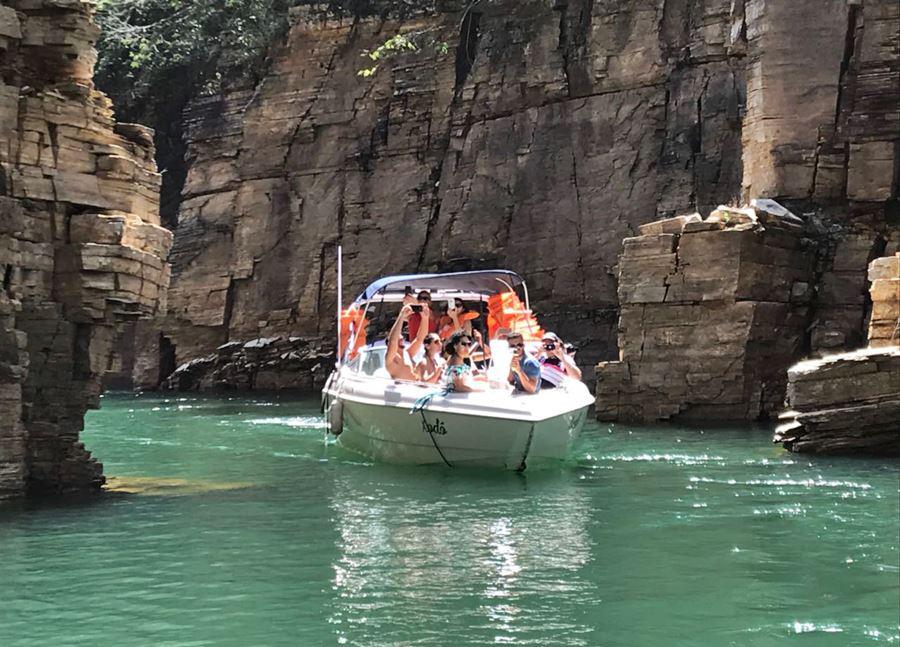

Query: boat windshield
[[351, 345, 388, 377]]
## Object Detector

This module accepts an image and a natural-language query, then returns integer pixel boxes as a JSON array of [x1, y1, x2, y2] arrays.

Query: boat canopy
[[352, 270, 526, 305]]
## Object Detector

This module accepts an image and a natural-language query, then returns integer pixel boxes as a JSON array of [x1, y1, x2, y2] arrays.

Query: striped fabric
[[539, 358, 567, 387]]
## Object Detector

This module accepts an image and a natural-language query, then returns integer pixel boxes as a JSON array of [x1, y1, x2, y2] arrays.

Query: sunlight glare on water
[[0, 393, 897, 646]]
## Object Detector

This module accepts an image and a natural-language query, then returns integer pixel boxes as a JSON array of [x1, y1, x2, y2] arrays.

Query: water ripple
[[0, 393, 895, 647]]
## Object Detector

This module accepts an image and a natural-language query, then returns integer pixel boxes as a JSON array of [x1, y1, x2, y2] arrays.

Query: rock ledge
[[774, 347, 900, 455]]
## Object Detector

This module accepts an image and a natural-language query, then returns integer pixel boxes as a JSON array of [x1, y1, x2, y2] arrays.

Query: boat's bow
[[325, 364, 592, 469]]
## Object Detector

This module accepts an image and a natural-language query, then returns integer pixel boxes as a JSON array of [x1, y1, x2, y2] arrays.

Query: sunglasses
[[510, 342, 525, 349], [458, 340, 473, 347], [425, 338, 440, 345]]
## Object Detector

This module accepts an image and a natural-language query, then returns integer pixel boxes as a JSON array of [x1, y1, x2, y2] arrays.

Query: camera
[[411, 305, 422, 313]]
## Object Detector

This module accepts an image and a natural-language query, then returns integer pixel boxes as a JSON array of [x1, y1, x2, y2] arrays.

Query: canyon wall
[[0, 0, 171, 499], [132, 0, 750, 385], [135, 0, 897, 402], [774, 253, 899, 455], [596, 207, 819, 422], [595, 0, 898, 423]]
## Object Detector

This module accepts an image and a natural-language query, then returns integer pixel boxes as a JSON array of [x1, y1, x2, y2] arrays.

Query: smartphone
[[447, 298, 456, 313]]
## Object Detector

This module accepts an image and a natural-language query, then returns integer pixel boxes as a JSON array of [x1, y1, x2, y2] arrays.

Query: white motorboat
[[322, 270, 594, 471]]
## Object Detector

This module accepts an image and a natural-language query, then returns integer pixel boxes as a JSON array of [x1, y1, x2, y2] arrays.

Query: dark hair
[[444, 331, 471, 358]]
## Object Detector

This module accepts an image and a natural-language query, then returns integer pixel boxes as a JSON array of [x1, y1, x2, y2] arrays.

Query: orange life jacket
[[487, 292, 544, 340], [339, 307, 369, 359]]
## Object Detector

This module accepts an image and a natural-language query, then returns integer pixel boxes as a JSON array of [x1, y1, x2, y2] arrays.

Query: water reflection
[[1, 395, 895, 647], [327, 470, 595, 645]]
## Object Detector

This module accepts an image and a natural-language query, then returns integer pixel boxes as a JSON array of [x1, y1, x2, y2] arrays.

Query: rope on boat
[[516, 423, 535, 472], [410, 389, 453, 468]]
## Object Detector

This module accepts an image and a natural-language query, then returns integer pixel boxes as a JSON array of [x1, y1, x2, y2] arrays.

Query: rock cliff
[[774, 253, 899, 455], [0, 0, 171, 499], [596, 205, 818, 421], [134, 0, 897, 402], [161, 336, 333, 392]]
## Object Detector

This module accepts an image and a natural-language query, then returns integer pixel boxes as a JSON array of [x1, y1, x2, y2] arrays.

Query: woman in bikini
[[441, 331, 488, 393], [416, 333, 446, 384]]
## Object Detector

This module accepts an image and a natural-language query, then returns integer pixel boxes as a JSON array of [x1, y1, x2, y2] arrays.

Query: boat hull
[[325, 373, 592, 470]]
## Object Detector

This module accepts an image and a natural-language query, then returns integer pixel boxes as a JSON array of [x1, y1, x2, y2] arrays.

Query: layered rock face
[[0, 0, 171, 499], [136, 0, 897, 401], [134, 0, 754, 385], [774, 254, 899, 455], [775, 348, 899, 455], [596, 205, 820, 421], [868, 253, 900, 346], [161, 337, 333, 392]]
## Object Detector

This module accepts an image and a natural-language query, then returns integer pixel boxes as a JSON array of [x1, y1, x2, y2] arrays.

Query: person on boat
[[469, 327, 491, 370], [441, 331, 488, 392], [506, 332, 541, 394], [386, 304, 429, 380], [416, 332, 446, 384], [406, 290, 439, 341], [537, 332, 582, 388], [438, 299, 478, 339]]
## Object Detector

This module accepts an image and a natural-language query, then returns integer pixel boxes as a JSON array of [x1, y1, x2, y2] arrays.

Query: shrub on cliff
[[94, 0, 438, 120], [95, 0, 294, 118], [94, 0, 295, 225], [93, 0, 436, 225]]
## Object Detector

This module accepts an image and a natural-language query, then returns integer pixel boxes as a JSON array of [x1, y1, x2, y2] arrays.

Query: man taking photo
[[506, 332, 541, 394]]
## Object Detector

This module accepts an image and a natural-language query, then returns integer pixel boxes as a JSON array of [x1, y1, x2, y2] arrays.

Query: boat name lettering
[[422, 417, 447, 436]]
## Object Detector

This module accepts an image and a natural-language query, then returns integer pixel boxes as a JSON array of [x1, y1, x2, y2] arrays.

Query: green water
[[1, 393, 897, 646]]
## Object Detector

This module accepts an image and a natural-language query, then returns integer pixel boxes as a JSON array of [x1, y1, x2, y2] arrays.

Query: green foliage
[[357, 32, 454, 77], [355, 0, 482, 78], [94, 0, 295, 123], [359, 33, 418, 77], [92, 0, 438, 224]]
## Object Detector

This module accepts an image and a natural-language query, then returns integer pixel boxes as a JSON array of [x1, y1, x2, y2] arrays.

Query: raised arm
[[472, 329, 490, 358], [439, 310, 460, 339], [386, 305, 412, 365], [559, 347, 582, 381], [509, 352, 540, 393], [563, 353, 581, 381], [407, 307, 429, 358], [515, 361, 540, 393]]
